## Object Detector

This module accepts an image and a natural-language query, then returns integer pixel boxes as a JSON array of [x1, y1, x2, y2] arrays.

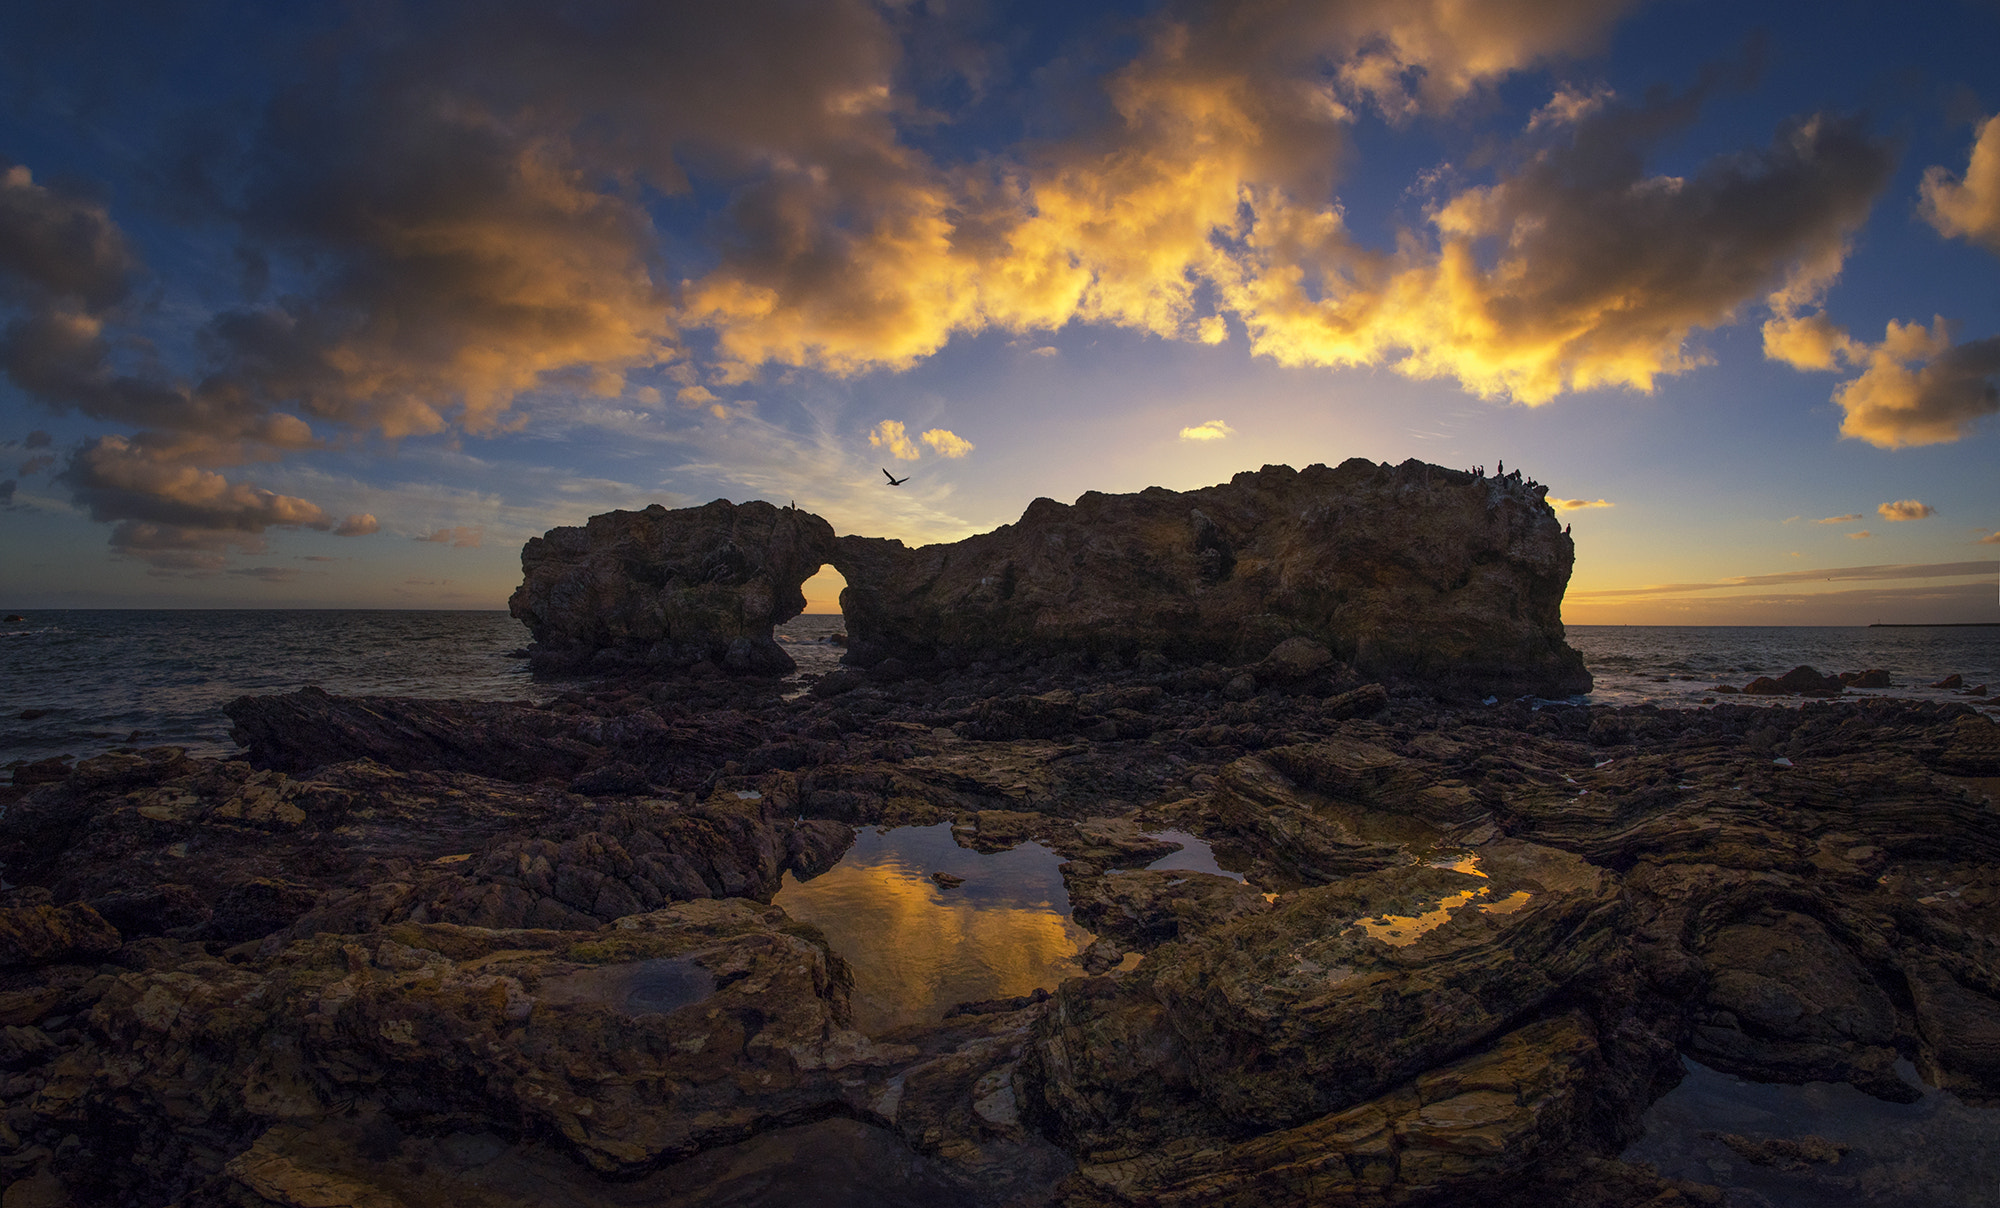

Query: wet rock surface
[[4, 655, 2000, 1205]]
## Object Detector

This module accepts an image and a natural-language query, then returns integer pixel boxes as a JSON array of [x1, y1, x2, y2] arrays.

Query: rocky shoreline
[[2, 659, 1998, 1206], [4, 464, 1999, 1206]]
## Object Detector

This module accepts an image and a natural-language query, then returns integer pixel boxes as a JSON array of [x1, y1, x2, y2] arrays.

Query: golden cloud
[[1846, 530, 1874, 539], [675, 1, 1884, 410], [1815, 513, 1862, 524], [869, 419, 920, 460], [1921, 115, 2000, 253], [1179, 419, 1235, 441], [1878, 499, 1936, 522], [1981, 532, 2000, 545], [1832, 318, 2000, 448], [334, 513, 380, 536], [1547, 497, 1612, 510], [1763, 311, 1862, 372], [920, 428, 974, 458], [1767, 306, 2000, 448]]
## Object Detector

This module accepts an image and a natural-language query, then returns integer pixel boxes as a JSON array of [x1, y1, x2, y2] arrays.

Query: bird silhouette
[[882, 468, 909, 486]]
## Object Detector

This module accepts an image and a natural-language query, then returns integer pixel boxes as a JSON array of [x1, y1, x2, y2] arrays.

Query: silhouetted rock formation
[[509, 498, 836, 674], [512, 460, 1590, 695], [838, 461, 1586, 696]]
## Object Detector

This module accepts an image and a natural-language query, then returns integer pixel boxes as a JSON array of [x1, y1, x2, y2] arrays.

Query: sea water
[[1567, 625, 2000, 717], [4, 613, 1994, 768]]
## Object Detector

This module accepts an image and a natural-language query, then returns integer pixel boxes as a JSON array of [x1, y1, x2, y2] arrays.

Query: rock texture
[[509, 498, 836, 674], [837, 461, 1588, 697], [8, 648, 2000, 1206], [508, 461, 1588, 695]]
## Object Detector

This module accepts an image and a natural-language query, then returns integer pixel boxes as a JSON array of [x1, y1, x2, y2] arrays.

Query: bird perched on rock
[[882, 468, 909, 486]]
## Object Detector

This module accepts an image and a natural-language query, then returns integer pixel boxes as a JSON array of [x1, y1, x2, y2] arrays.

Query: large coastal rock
[[837, 461, 1588, 697], [508, 460, 1587, 694], [510, 498, 836, 674]]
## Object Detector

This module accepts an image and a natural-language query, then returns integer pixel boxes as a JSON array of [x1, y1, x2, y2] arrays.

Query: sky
[[0, 0, 1996, 624]]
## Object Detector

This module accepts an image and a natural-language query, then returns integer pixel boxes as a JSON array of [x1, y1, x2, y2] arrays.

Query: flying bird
[[882, 468, 909, 486]]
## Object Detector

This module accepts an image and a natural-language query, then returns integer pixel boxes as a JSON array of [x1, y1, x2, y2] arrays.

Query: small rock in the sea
[[931, 872, 965, 888], [2, 614, 23, 623], [1934, 673, 1965, 690], [18, 708, 48, 720]]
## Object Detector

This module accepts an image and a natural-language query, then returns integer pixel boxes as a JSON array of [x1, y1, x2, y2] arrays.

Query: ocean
[[1, 613, 1994, 769]]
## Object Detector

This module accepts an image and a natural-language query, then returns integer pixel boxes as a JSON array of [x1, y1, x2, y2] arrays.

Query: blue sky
[[1, 0, 1996, 621]]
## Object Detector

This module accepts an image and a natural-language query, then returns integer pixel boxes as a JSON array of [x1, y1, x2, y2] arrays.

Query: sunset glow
[[1, 2, 1995, 623]]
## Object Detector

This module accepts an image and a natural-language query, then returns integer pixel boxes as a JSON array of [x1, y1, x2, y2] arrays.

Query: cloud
[[1567, 559, 1999, 598], [0, 479, 12, 506], [416, 526, 484, 548], [23, 430, 51, 448], [676, 2, 1891, 408], [57, 436, 336, 560], [227, 566, 303, 583], [105, 522, 268, 574], [18, 454, 53, 476], [1981, 532, 2000, 545], [1921, 115, 2000, 253], [1846, 530, 1874, 539], [0, 165, 135, 309], [334, 513, 380, 536], [1763, 311, 1863, 372], [1832, 319, 2000, 448], [1878, 499, 1937, 521], [1769, 306, 2000, 448], [1179, 419, 1235, 441], [299, 555, 340, 562], [1814, 513, 1863, 524], [920, 428, 974, 458], [1547, 497, 1612, 510], [1030, 346, 1059, 357], [1528, 85, 1615, 132], [0, 1, 1919, 570], [869, 419, 920, 460]]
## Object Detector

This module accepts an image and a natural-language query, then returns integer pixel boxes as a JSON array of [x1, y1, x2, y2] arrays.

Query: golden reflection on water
[[1356, 854, 1537, 947], [774, 824, 1096, 1032]]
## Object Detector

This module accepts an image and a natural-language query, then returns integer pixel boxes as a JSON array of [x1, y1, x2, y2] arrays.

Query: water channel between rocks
[[1623, 1057, 2000, 1206]]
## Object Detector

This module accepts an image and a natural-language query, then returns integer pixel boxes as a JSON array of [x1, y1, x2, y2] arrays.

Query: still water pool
[[773, 823, 1097, 1033]]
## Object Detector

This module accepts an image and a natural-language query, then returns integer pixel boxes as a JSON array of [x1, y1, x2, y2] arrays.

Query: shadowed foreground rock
[[509, 461, 1590, 697]]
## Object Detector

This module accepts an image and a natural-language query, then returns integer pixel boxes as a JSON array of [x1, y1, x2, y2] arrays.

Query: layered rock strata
[[5, 659, 2000, 1205]]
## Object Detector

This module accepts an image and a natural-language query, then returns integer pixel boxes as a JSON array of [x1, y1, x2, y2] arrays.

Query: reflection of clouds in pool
[[775, 823, 1095, 1032]]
